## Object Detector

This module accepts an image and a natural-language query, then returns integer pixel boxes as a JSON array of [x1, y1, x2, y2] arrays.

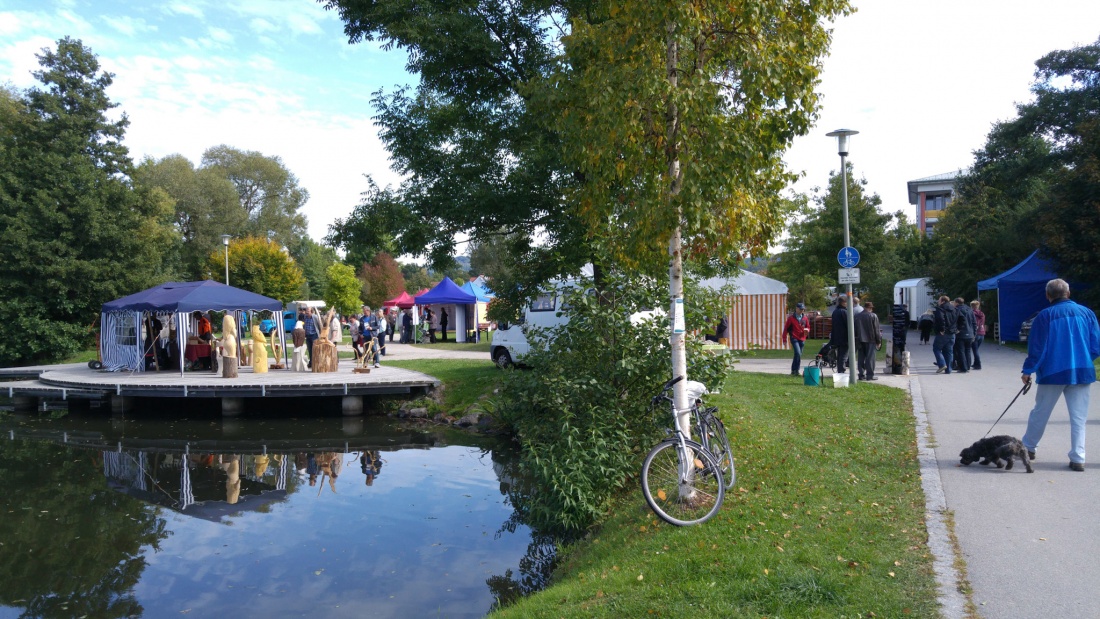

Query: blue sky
[[3, 1, 1100, 245]]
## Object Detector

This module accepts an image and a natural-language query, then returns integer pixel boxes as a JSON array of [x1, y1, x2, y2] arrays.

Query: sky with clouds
[[2, 1, 1100, 246]]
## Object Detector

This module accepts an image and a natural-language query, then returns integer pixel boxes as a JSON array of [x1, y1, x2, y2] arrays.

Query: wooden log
[[221, 356, 239, 378]]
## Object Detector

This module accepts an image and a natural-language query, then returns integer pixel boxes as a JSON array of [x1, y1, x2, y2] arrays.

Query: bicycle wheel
[[702, 414, 736, 489], [641, 439, 725, 526]]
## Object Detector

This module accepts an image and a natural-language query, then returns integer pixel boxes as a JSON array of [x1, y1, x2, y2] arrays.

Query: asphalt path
[[739, 339, 1100, 619]]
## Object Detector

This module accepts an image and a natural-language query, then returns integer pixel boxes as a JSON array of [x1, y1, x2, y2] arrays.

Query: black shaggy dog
[[959, 435, 1034, 473]]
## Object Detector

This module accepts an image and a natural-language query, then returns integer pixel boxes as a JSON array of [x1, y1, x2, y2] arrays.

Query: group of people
[[927, 296, 987, 374]]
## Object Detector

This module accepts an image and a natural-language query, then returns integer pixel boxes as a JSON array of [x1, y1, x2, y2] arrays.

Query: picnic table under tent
[[414, 279, 477, 342], [99, 280, 284, 374]]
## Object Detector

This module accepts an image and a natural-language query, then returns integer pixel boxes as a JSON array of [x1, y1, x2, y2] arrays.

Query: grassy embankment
[[492, 371, 940, 617]]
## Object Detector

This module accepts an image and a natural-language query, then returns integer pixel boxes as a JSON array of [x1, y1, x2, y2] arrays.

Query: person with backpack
[[782, 303, 810, 376]]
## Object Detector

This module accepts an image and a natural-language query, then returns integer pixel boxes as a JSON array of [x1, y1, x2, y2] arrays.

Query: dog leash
[[983, 380, 1033, 437]]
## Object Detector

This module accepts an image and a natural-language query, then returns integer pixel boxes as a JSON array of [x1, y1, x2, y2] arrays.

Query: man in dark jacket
[[830, 295, 850, 374], [933, 296, 959, 374], [953, 297, 976, 372], [854, 301, 882, 380]]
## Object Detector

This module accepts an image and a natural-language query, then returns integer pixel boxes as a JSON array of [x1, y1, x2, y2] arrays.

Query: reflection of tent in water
[[102, 450, 289, 522]]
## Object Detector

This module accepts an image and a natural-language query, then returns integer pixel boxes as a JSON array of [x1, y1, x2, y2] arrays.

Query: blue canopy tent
[[415, 279, 477, 342], [977, 251, 1060, 342], [100, 280, 283, 373]]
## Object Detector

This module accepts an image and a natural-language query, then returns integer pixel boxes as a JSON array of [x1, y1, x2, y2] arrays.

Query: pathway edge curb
[[909, 376, 967, 618]]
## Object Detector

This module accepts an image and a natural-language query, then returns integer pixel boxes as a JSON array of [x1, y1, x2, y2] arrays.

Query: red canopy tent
[[382, 291, 416, 309]]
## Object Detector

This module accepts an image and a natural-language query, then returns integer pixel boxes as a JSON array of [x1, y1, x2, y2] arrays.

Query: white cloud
[[164, 3, 204, 19], [0, 35, 57, 87], [0, 11, 23, 37], [285, 12, 322, 36], [207, 27, 234, 44], [249, 18, 277, 35], [102, 15, 156, 37]]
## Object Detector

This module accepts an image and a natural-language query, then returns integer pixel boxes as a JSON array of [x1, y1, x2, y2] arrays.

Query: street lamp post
[[826, 129, 859, 385], [221, 234, 231, 286]]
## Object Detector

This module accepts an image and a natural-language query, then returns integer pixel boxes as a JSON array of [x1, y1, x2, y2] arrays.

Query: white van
[[490, 289, 572, 368]]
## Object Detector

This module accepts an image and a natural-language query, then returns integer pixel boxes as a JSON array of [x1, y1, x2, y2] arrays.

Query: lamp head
[[221, 234, 231, 246], [826, 128, 859, 156]]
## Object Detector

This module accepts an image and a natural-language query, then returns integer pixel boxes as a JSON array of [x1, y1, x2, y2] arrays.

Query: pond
[[0, 409, 555, 618]]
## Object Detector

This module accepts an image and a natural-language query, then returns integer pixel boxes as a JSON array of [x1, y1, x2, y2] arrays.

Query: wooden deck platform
[[3, 363, 440, 408]]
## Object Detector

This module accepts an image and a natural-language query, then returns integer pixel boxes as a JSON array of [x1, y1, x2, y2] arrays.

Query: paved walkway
[[739, 341, 1100, 619]]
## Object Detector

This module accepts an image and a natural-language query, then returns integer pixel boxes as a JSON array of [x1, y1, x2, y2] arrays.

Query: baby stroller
[[816, 342, 838, 370]]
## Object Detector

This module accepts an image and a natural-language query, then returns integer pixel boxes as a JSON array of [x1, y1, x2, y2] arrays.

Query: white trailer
[[894, 278, 936, 327]]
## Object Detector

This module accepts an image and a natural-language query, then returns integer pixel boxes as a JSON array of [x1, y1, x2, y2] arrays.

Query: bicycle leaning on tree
[[640, 375, 733, 526]]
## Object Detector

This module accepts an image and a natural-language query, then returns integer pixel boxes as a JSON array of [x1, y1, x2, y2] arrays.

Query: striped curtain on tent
[[722, 293, 788, 350], [100, 311, 144, 371]]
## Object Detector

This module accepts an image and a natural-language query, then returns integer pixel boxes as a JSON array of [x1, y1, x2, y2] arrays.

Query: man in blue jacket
[[1021, 279, 1100, 472]]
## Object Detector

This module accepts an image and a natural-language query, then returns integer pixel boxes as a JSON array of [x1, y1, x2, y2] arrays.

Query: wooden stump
[[222, 357, 239, 378], [312, 340, 338, 373]]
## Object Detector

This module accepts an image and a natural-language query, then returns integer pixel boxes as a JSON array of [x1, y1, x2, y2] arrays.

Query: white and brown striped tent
[[699, 271, 789, 350]]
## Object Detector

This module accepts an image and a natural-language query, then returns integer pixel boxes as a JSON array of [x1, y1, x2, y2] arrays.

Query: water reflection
[[0, 412, 557, 618]]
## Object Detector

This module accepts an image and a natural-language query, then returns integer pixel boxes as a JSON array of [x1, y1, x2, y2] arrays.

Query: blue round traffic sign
[[837, 247, 860, 268]]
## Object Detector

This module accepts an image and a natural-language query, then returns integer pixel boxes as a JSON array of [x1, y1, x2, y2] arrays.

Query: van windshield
[[529, 294, 556, 312]]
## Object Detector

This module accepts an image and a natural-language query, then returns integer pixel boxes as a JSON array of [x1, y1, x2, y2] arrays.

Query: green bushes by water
[[491, 277, 733, 531]]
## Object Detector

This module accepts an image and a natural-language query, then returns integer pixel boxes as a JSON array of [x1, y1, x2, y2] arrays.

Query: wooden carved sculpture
[[251, 324, 268, 373], [311, 308, 339, 373], [291, 321, 308, 372], [221, 315, 239, 378]]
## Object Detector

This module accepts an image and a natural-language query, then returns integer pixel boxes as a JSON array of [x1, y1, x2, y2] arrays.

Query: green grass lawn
[[412, 338, 492, 353], [493, 371, 938, 618], [385, 358, 500, 412], [738, 338, 890, 362]]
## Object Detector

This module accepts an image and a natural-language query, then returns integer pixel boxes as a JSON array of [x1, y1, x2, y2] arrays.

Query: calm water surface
[[0, 409, 553, 618]]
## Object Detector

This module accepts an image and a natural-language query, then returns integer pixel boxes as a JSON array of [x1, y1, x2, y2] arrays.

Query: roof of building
[[698, 270, 788, 295], [907, 169, 966, 204]]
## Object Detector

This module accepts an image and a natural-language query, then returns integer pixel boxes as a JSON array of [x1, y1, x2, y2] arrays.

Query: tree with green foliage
[[932, 37, 1100, 306], [771, 166, 925, 318], [200, 144, 309, 247], [287, 236, 341, 299], [359, 251, 406, 308], [202, 236, 305, 303], [0, 38, 176, 365], [133, 154, 246, 279], [400, 263, 432, 294], [324, 262, 362, 315]]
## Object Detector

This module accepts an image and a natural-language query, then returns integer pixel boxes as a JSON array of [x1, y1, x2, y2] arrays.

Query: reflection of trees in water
[[0, 440, 169, 618], [485, 443, 577, 611]]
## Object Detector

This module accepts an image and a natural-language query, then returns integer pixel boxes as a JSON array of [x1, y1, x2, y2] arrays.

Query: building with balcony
[[907, 170, 963, 236]]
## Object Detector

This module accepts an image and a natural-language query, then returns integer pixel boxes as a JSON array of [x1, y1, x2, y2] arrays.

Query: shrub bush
[[493, 274, 734, 530]]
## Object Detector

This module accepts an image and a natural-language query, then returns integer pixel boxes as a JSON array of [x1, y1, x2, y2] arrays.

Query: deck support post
[[221, 397, 244, 417], [341, 395, 363, 416], [110, 395, 133, 415]]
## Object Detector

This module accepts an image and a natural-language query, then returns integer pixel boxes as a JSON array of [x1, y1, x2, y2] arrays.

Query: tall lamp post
[[220, 234, 231, 286], [826, 129, 859, 385]]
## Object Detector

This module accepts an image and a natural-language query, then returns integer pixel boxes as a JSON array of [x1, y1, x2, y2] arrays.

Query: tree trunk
[[221, 357, 238, 378], [665, 22, 690, 439]]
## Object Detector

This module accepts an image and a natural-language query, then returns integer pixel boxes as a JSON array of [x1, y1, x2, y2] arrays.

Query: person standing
[[348, 314, 361, 359], [854, 301, 882, 380], [952, 297, 975, 372], [376, 309, 388, 358], [388, 308, 397, 342], [440, 307, 449, 342], [971, 300, 986, 370], [782, 303, 810, 376], [401, 308, 413, 343], [830, 295, 850, 374], [932, 296, 958, 374], [918, 309, 934, 345], [1020, 279, 1100, 472], [302, 306, 322, 369]]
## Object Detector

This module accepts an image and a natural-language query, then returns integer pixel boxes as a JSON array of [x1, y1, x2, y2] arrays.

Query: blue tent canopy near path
[[977, 250, 1060, 342], [100, 280, 284, 373], [414, 278, 477, 305], [102, 280, 282, 313]]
